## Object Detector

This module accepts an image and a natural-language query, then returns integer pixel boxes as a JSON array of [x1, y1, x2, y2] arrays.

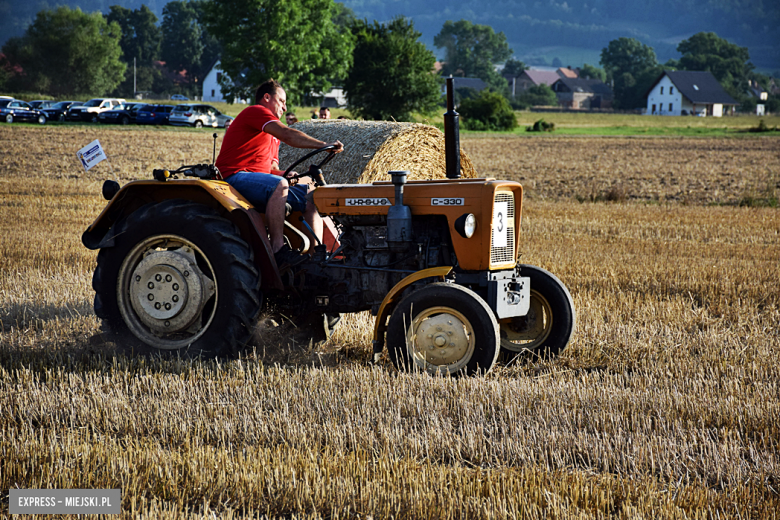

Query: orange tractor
[[82, 80, 575, 375]]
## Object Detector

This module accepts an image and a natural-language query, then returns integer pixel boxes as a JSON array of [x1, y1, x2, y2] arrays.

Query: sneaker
[[274, 244, 308, 269]]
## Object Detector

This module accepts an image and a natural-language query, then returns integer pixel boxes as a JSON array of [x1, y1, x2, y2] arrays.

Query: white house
[[646, 70, 738, 117], [202, 60, 249, 104], [313, 87, 347, 108]]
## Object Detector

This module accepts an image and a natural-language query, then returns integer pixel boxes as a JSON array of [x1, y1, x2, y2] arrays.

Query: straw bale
[[278, 120, 477, 184]]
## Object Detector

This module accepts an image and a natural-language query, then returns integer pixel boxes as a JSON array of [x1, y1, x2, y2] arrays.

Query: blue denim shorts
[[225, 171, 310, 213]]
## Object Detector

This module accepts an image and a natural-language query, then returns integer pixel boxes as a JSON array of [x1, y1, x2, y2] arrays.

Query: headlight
[[455, 213, 476, 238]]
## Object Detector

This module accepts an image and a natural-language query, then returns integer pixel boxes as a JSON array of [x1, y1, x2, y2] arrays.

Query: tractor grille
[[490, 191, 516, 266]]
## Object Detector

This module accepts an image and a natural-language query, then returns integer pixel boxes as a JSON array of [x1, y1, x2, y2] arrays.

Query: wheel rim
[[38, 115, 45, 124], [117, 234, 218, 350], [5, 114, 12, 123], [122, 117, 129, 125], [195, 120, 202, 128], [499, 290, 553, 353], [405, 306, 475, 374]]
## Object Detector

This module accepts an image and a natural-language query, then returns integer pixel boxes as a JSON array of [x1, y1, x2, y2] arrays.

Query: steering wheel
[[283, 145, 337, 187]]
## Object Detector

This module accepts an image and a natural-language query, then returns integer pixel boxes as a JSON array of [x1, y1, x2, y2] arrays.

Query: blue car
[[135, 104, 174, 125], [98, 103, 147, 125], [0, 99, 46, 124], [40, 101, 83, 122]]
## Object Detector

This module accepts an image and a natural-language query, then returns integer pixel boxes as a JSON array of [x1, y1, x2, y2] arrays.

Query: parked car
[[41, 101, 83, 122], [98, 102, 147, 125], [29, 100, 56, 109], [66, 98, 125, 122], [168, 104, 223, 128], [170, 94, 189, 101], [0, 99, 46, 124], [135, 104, 174, 125], [214, 110, 234, 129]]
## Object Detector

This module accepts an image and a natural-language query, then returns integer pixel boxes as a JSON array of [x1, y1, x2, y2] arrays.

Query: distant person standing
[[319, 106, 331, 119]]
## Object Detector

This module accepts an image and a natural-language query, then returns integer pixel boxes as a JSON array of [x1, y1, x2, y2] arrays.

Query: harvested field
[[464, 136, 780, 205], [0, 125, 778, 518]]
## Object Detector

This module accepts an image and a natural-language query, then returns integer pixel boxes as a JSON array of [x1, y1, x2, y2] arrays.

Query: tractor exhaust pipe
[[387, 171, 412, 252], [444, 76, 461, 179]]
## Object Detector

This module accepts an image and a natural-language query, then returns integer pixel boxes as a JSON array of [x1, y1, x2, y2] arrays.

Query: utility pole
[[133, 57, 136, 97]]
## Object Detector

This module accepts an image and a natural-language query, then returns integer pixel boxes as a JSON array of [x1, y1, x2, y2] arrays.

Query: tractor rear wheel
[[92, 199, 262, 357], [387, 283, 499, 376], [499, 264, 575, 361]]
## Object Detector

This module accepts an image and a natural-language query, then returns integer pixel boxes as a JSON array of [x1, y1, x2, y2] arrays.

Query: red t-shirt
[[216, 105, 280, 178]]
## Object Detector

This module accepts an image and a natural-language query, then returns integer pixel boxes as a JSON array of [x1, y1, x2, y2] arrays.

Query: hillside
[[1, 0, 778, 71]]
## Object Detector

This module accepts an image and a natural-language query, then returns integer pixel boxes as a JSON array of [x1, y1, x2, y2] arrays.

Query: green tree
[[107, 5, 162, 95], [434, 19, 512, 86], [514, 84, 559, 109], [201, 0, 354, 103], [502, 58, 526, 77], [458, 89, 517, 131], [107, 5, 161, 65], [676, 32, 754, 99], [344, 17, 441, 121], [579, 63, 606, 81], [0, 6, 125, 96], [161, 0, 220, 92], [161, 2, 201, 77], [600, 37, 661, 109]]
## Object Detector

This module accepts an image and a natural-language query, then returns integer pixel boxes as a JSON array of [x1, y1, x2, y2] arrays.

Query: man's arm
[[264, 120, 343, 153]]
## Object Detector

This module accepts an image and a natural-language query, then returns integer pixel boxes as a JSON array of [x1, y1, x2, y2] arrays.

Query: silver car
[[169, 104, 233, 128]]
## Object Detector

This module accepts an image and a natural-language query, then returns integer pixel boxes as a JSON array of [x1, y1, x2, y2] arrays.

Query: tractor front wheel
[[499, 264, 575, 360], [387, 283, 499, 376], [92, 199, 262, 357]]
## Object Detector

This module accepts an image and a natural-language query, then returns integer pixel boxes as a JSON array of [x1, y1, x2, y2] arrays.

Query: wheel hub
[[128, 247, 214, 335], [412, 311, 471, 367], [500, 291, 552, 351]]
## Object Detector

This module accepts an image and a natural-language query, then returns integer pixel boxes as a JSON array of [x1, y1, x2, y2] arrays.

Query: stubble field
[[0, 125, 778, 518]]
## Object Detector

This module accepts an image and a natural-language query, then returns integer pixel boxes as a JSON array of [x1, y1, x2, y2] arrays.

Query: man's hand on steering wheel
[[283, 169, 300, 186]]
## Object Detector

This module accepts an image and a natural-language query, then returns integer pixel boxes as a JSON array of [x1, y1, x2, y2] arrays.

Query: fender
[[371, 266, 453, 360], [81, 179, 284, 290]]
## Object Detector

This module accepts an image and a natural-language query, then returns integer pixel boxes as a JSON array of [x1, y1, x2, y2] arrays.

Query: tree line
[[0, 0, 774, 125]]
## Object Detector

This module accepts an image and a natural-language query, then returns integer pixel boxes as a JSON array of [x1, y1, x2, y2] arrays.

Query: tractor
[[82, 80, 575, 375]]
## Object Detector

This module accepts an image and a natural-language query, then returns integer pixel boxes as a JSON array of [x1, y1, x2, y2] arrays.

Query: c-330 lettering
[[431, 197, 464, 206]]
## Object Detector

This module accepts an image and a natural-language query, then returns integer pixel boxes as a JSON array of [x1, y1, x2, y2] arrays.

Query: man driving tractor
[[215, 79, 344, 268]]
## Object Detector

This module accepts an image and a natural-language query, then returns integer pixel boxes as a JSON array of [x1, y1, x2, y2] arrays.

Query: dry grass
[[464, 136, 780, 205], [0, 125, 778, 518]]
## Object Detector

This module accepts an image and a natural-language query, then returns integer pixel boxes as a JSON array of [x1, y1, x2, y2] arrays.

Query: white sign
[[345, 198, 391, 206], [493, 201, 508, 248], [76, 140, 107, 172], [431, 197, 464, 206]]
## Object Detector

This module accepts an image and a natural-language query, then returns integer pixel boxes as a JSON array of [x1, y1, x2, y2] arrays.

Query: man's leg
[[265, 178, 289, 253], [288, 183, 323, 244], [225, 172, 291, 254]]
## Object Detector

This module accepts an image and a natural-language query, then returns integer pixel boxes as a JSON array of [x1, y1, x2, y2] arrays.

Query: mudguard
[[82, 179, 284, 291]]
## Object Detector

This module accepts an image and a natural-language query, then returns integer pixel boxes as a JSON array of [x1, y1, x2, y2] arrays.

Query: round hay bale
[[278, 120, 477, 184]]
